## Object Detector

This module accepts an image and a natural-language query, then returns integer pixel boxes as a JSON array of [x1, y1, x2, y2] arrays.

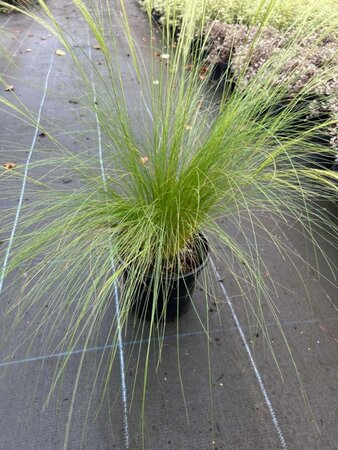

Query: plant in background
[[142, 0, 338, 156], [0, 0, 337, 446], [206, 20, 338, 153], [0, 0, 32, 10], [140, 0, 337, 30]]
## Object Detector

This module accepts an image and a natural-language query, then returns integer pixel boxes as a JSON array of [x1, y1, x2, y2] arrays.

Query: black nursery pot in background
[[124, 234, 209, 322]]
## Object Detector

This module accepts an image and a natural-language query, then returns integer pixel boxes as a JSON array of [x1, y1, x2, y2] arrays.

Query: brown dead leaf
[[3, 162, 16, 170], [200, 65, 209, 75], [4, 85, 14, 91], [55, 49, 66, 56]]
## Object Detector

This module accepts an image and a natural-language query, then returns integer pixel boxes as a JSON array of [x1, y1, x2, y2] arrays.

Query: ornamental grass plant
[[0, 0, 338, 446]]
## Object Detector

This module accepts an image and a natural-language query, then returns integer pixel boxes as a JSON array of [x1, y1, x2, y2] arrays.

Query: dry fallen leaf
[[140, 156, 149, 165], [4, 85, 14, 92], [200, 65, 209, 75], [55, 49, 66, 56], [3, 162, 16, 170]]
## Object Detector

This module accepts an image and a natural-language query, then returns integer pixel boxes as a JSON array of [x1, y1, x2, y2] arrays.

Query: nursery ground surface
[[0, 2, 337, 449]]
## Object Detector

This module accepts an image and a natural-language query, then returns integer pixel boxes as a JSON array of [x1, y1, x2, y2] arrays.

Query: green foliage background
[[140, 0, 336, 29]]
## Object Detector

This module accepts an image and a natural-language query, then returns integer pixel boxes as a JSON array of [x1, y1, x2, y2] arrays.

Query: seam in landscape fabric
[[0, 315, 336, 368], [210, 257, 288, 449], [2, 15, 13, 28], [0, 49, 55, 295], [87, 31, 130, 450]]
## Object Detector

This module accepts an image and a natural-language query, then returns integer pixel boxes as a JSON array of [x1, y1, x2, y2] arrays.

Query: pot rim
[[124, 232, 209, 281]]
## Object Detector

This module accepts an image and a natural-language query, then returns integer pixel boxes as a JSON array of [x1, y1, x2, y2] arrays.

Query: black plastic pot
[[124, 234, 209, 322]]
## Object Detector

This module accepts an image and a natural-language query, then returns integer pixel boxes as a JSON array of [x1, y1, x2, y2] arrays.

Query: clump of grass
[[0, 0, 337, 446]]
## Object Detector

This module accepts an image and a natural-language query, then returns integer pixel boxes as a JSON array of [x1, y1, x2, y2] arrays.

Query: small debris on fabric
[[3, 162, 16, 169]]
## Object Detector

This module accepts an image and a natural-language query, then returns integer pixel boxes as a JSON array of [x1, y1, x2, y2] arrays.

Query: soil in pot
[[124, 233, 209, 322]]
